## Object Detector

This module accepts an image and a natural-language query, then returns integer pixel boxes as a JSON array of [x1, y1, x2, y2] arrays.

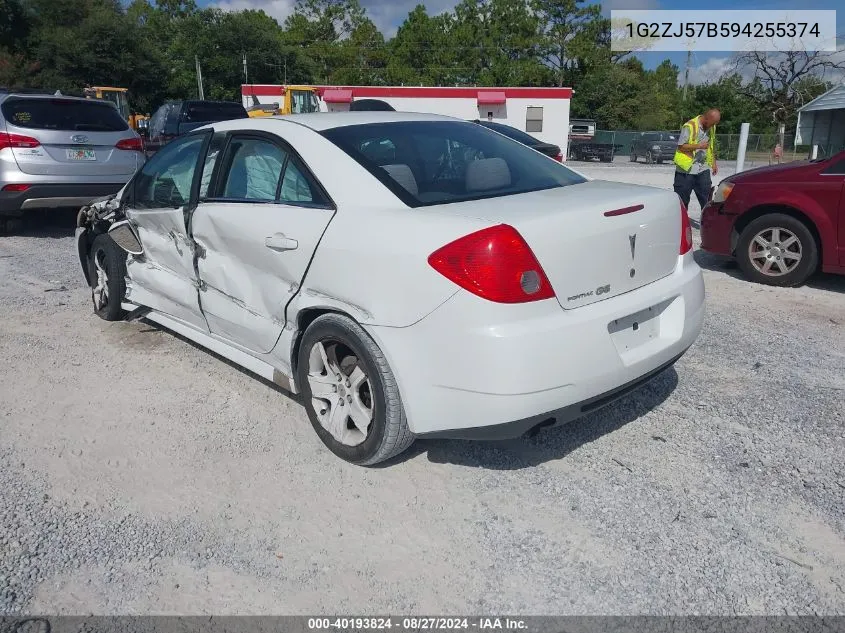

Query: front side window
[[220, 137, 287, 201], [133, 134, 205, 209], [199, 134, 227, 199], [322, 121, 586, 207], [821, 157, 845, 175]]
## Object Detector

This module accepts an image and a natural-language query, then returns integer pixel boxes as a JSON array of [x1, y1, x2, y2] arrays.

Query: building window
[[526, 106, 543, 133]]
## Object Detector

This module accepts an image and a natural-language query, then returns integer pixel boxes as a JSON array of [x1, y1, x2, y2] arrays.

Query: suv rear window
[[323, 120, 586, 207], [183, 102, 247, 123], [1, 98, 128, 131]]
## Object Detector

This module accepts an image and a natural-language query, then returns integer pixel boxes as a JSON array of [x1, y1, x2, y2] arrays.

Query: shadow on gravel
[[1, 209, 78, 238], [694, 248, 845, 293], [400, 367, 680, 470]]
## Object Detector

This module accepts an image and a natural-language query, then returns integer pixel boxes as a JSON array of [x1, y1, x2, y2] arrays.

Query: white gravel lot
[[1, 159, 844, 615]]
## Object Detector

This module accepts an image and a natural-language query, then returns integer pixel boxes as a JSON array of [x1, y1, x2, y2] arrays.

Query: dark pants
[[673, 170, 712, 209]]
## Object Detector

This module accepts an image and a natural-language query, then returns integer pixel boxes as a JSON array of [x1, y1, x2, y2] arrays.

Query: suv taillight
[[0, 132, 41, 151], [428, 224, 555, 304], [680, 199, 693, 254], [116, 137, 143, 151]]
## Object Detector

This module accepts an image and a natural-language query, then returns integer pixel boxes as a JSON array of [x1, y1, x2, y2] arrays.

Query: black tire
[[88, 233, 127, 321], [736, 213, 818, 287], [630, 152, 637, 162], [296, 313, 414, 465], [656, 158, 664, 164]]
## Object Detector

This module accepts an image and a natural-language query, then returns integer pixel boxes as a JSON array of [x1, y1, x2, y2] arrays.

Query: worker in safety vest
[[673, 108, 720, 212]]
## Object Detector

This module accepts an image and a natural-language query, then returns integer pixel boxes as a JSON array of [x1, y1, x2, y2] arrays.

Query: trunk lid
[[440, 180, 681, 309]]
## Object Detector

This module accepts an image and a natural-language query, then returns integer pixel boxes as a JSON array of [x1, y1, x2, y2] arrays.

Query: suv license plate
[[66, 149, 96, 161]]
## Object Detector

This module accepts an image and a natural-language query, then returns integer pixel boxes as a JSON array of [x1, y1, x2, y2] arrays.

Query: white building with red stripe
[[241, 84, 573, 155]]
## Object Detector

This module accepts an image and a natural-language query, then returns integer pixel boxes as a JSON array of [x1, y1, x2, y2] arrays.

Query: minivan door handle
[[264, 233, 298, 251]]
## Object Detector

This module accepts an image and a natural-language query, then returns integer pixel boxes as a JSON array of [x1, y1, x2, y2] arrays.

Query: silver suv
[[0, 92, 144, 220]]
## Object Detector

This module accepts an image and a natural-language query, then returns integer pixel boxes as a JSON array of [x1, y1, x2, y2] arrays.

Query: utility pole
[[195, 55, 204, 100], [682, 47, 692, 102], [243, 52, 248, 85]]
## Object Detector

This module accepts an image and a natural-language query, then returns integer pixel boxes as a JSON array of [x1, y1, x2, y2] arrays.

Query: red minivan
[[701, 151, 845, 286]]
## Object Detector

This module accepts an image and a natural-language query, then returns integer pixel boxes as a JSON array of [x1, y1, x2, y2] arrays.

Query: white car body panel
[[124, 205, 206, 332], [81, 112, 705, 442], [366, 251, 704, 435], [192, 201, 334, 354]]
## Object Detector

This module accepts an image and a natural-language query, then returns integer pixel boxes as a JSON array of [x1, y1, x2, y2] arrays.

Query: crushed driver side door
[[123, 131, 210, 331]]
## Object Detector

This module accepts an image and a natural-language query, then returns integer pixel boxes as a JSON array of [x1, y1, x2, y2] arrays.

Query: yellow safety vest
[[674, 117, 716, 172]]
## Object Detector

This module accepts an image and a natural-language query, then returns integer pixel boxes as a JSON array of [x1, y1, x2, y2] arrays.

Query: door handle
[[264, 233, 298, 251]]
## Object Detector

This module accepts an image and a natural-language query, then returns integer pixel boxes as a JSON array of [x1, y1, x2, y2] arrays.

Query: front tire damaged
[[76, 194, 130, 317]]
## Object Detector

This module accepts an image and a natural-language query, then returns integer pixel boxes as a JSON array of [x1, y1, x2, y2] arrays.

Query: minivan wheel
[[736, 213, 818, 287], [88, 233, 127, 321], [297, 314, 414, 465]]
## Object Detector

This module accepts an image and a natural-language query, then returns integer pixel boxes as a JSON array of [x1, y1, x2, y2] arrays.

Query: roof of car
[[209, 111, 459, 133], [0, 92, 95, 103]]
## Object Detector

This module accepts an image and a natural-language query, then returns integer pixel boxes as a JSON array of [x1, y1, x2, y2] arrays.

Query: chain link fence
[[593, 130, 843, 164]]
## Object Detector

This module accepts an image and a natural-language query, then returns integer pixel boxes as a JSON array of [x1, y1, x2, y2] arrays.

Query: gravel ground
[[1, 160, 844, 615]]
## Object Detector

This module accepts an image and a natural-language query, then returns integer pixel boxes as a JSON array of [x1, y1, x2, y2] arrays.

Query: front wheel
[[88, 233, 127, 321], [297, 314, 414, 465], [736, 214, 818, 287]]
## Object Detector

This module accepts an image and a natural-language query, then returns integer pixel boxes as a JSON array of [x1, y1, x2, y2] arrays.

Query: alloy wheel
[[748, 227, 803, 276], [306, 340, 374, 447]]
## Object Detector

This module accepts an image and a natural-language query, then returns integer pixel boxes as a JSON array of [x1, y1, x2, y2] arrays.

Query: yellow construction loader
[[83, 86, 149, 130], [245, 85, 320, 117]]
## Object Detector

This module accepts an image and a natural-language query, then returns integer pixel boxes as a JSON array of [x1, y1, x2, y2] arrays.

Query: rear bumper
[[0, 183, 125, 216], [700, 203, 736, 256], [365, 252, 705, 437]]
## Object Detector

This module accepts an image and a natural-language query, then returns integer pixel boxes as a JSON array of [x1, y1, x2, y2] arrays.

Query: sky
[[201, 0, 845, 86]]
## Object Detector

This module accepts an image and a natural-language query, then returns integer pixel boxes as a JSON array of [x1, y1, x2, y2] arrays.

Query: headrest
[[466, 157, 511, 192]]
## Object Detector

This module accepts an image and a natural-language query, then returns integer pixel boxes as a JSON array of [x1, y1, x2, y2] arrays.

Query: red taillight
[[2, 184, 30, 192], [116, 137, 143, 151], [428, 224, 556, 304], [680, 199, 693, 254], [553, 152, 563, 162], [0, 132, 41, 151]]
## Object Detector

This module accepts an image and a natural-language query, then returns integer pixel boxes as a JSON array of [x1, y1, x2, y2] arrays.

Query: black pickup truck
[[142, 100, 248, 155], [630, 131, 678, 164]]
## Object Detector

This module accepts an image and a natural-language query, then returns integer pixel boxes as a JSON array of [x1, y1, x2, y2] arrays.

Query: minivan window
[[322, 121, 586, 207], [1, 98, 128, 132]]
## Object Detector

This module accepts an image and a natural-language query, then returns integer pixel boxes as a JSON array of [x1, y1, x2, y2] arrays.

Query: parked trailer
[[567, 118, 619, 162]]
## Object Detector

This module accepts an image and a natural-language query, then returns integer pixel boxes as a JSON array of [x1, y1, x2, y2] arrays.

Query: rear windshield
[[183, 102, 247, 123], [322, 121, 585, 207], [1, 98, 128, 132]]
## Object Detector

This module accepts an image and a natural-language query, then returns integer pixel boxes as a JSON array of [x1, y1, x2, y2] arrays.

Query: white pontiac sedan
[[75, 112, 705, 465]]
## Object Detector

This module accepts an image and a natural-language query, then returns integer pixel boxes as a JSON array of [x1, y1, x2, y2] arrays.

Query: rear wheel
[[88, 233, 127, 321], [736, 213, 818, 287], [296, 314, 414, 465]]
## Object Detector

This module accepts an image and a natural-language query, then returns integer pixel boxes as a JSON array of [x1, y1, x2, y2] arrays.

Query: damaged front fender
[[75, 194, 125, 287]]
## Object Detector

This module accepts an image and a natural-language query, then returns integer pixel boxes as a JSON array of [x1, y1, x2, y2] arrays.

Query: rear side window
[[213, 134, 332, 207], [221, 138, 286, 201], [1, 98, 128, 132], [183, 102, 247, 123]]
